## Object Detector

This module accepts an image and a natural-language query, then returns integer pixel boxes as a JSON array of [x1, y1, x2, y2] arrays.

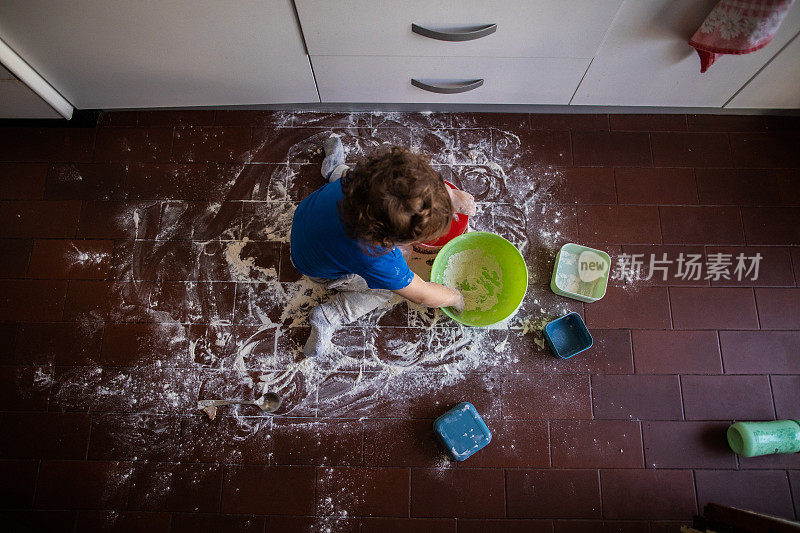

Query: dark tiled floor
[[0, 111, 799, 532]]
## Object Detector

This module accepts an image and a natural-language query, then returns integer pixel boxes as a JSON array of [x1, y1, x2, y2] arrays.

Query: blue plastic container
[[433, 402, 492, 461], [544, 312, 593, 359]]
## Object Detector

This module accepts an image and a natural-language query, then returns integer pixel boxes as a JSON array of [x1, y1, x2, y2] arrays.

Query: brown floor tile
[[0, 127, 94, 162], [123, 163, 208, 201], [98, 111, 139, 127], [362, 517, 457, 533], [0, 412, 89, 460], [178, 412, 273, 464], [94, 127, 173, 163], [0, 162, 47, 199], [730, 132, 800, 168], [719, 331, 800, 374], [0, 365, 52, 410], [543, 167, 617, 205], [0, 279, 67, 321], [600, 470, 696, 520], [550, 420, 643, 468], [172, 126, 251, 163], [221, 465, 315, 515], [502, 373, 592, 420], [459, 420, 550, 469], [577, 205, 661, 244], [76, 511, 171, 533], [0, 200, 81, 238], [0, 460, 38, 508], [669, 287, 758, 330], [528, 113, 608, 131], [642, 421, 736, 469], [756, 288, 800, 329], [411, 468, 505, 518], [554, 520, 652, 533], [506, 469, 601, 519], [460, 519, 553, 532], [172, 513, 265, 533], [687, 114, 766, 132], [363, 419, 451, 468], [78, 201, 161, 239], [409, 373, 502, 420], [695, 168, 790, 206], [214, 110, 294, 128], [0, 322, 17, 364], [35, 460, 132, 509], [695, 470, 795, 520], [2, 510, 76, 532], [617, 244, 711, 287], [681, 375, 775, 420], [592, 375, 683, 420], [45, 162, 128, 201], [632, 330, 722, 374], [89, 413, 181, 462], [453, 112, 531, 130], [138, 110, 215, 127], [659, 206, 744, 245], [540, 329, 634, 375], [572, 131, 652, 167], [771, 375, 800, 420], [272, 418, 363, 466], [493, 129, 571, 166], [790, 471, 800, 520], [741, 207, 800, 245], [0, 238, 32, 278], [268, 515, 360, 532], [706, 246, 794, 287], [610, 114, 687, 132], [584, 287, 671, 329], [101, 323, 188, 366], [318, 466, 409, 518], [27, 239, 113, 279], [651, 132, 731, 168], [614, 168, 697, 205], [128, 462, 222, 512]]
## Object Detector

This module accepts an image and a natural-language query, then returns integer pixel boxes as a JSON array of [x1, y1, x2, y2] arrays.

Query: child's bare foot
[[321, 134, 346, 181], [303, 305, 336, 358]]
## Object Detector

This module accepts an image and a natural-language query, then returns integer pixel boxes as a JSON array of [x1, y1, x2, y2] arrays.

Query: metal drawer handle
[[411, 23, 497, 42], [411, 78, 484, 94]]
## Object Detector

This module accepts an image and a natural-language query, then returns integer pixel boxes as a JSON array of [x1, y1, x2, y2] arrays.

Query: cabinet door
[[313, 56, 590, 104], [296, 0, 622, 59], [0, 0, 319, 108], [572, 0, 800, 107], [727, 35, 800, 109]]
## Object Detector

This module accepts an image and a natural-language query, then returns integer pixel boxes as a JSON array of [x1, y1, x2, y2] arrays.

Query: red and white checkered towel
[[689, 0, 795, 72]]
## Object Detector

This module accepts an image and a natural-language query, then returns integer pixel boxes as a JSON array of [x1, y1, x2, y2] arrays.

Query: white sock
[[303, 305, 336, 358]]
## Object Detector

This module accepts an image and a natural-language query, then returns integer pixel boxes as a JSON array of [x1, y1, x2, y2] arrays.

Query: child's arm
[[394, 274, 464, 312], [448, 187, 477, 216]]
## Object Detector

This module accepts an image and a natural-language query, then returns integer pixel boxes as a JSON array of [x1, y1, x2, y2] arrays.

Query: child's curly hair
[[338, 146, 453, 250]]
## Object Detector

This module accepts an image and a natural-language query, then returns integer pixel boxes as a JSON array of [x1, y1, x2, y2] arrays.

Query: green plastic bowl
[[431, 231, 528, 327]]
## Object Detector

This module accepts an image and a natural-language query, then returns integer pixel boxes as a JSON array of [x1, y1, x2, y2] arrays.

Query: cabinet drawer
[[295, 0, 622, 59], [312, 56, 590, 104]]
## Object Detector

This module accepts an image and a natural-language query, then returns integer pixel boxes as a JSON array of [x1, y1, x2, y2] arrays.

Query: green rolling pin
[[727, 420, 800, 457]]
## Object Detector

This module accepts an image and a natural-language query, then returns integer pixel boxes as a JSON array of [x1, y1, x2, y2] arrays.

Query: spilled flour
[[442, 249, 503, 312], [20, 110, 635, 531]]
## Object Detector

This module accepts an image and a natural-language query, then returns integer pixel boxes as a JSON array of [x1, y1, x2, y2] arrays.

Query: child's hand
[[449, 289, 465, 315], [448, 188, 477, 217]]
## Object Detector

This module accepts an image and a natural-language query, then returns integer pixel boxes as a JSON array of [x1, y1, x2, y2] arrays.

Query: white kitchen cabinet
[[727, 35, 800, 109], [0, 0, 319, 108], [296, 0, 623, 59], [313, 56, 590, 104], [572, 0, 800, 107], [0, 78, 62, 118]]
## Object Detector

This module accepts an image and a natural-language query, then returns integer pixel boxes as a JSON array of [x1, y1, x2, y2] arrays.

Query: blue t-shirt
[[290, 180, 415, 290]]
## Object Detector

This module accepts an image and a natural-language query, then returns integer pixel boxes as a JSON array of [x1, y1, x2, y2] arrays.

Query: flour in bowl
[[442, 249, 503, 312]]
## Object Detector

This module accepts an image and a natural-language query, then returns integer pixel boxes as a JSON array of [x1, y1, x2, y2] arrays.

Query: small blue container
[[433, 402, 492, 461], [544, 312, 593, 359]]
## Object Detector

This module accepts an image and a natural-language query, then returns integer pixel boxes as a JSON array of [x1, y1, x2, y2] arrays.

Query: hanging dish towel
[[689, 0, 795, 72]]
